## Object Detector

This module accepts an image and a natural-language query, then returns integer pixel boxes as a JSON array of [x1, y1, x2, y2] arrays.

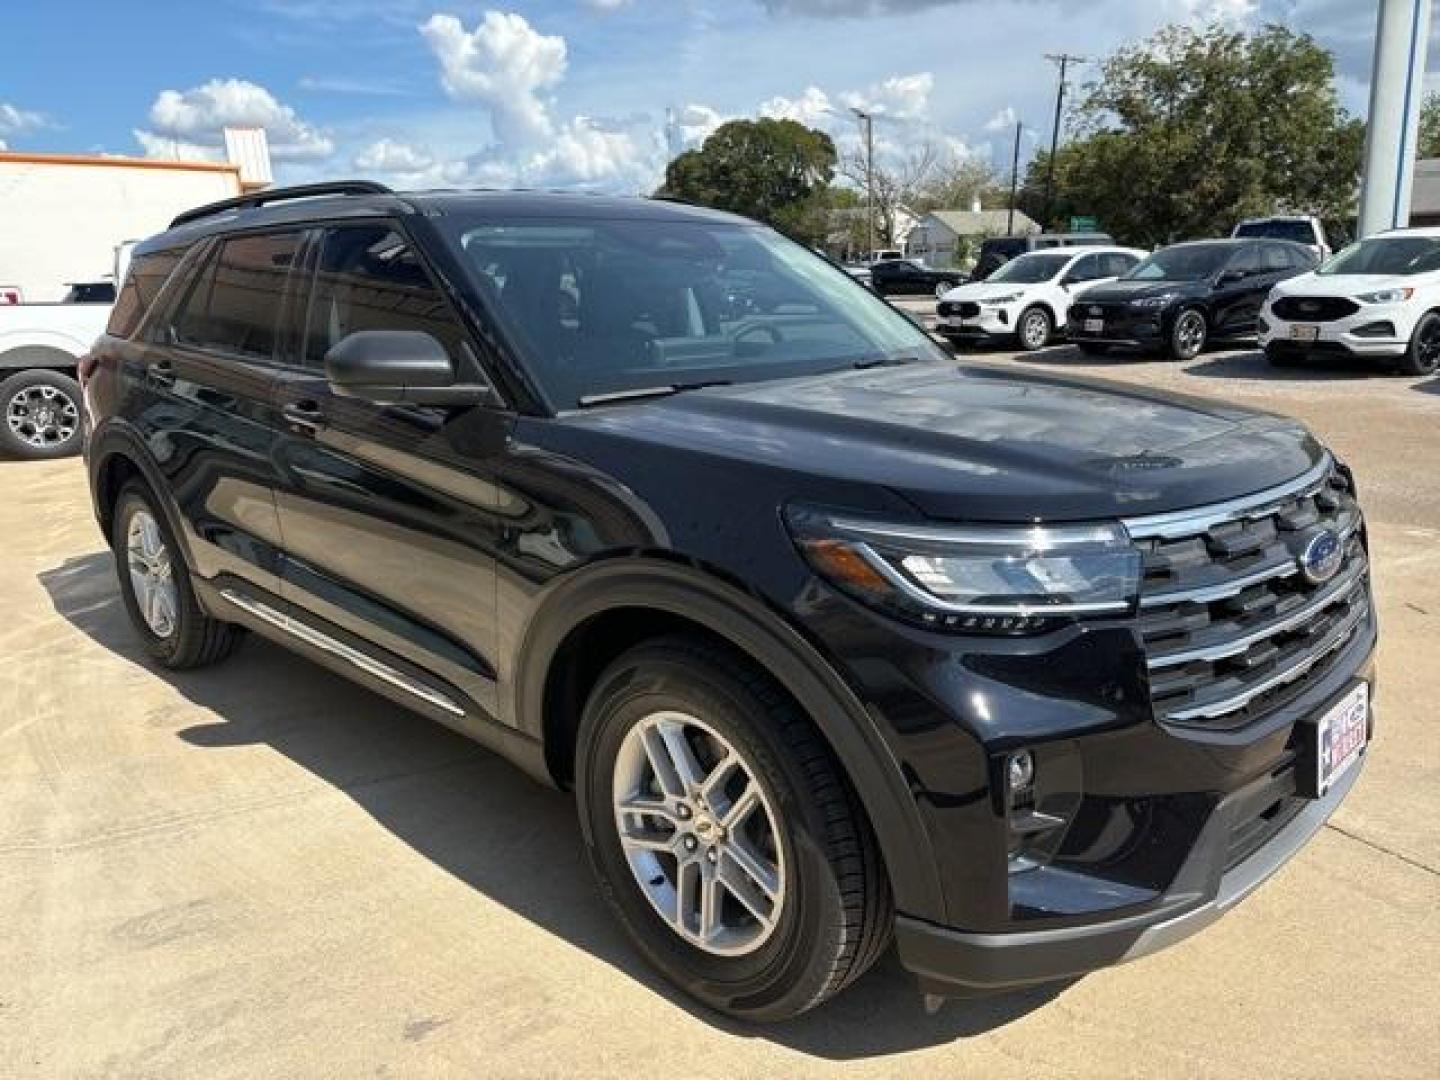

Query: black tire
[[0, 369, 84, 460], [1077, 342, 1111, 356], [1397, 312, 1440, 376], [1167, 308, 1208, 361], [576, 636, 892, 1022], [111, 481, 243, 669], [1016, 306, 1053, 352]]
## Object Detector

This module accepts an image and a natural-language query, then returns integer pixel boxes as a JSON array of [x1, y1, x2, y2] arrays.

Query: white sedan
[[936, 246, 1147, 351], [1260, 227, 1440, 376]]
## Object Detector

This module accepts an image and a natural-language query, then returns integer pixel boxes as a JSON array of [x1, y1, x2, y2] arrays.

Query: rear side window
[[107, 249, 185, 338], [172, 232, 303, 360], [304, 224, 469, 369], [1100, 253, 1138, 277]]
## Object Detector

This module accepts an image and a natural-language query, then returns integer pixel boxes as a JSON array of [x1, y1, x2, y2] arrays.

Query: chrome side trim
[[219, 589, 466, 718], [1163, 598, 1370, 723], [1146, 563, 1368, 670], [1123, 454, 1334, 541]]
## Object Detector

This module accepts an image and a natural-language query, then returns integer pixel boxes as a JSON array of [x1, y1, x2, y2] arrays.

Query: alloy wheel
[[1417, 320, 1440, 373], [6, 383, 79, 450], [1021, 310, 1050, 350], [1174, 311, 1206, 358], [612, 710, 786, 957], [126, 509, 179, 639]]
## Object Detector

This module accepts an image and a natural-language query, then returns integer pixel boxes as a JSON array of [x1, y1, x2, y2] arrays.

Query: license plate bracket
[[1290, 324, 1320, 343], [1084, 318, 1104, 334], [1294, 682, 1369, 799]]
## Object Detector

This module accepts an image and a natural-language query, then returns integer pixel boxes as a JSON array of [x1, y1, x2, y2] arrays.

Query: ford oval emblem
[[1298, 528, 1343, 585]]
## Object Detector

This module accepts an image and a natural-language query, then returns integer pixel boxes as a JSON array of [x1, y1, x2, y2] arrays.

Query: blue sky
[[0, 1, 1422, 193]]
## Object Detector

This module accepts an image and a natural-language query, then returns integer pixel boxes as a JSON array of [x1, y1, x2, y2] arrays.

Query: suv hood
[[566, 362, 1323, 522], [940, 281, 1042, 302], [1080, 279, 1206, 303], [1275, 272, 1425, 297]]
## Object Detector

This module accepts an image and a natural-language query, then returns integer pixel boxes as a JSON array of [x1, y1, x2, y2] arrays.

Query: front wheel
[[1397, 312, 1440, 376], [0, 369, 83, 460], [1017, 306, 1053, 352], [576, 637, 892, 1021], [1167, 309, 1208, 361]]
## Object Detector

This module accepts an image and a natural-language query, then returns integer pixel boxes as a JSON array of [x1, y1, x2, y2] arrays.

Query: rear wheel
[[0, 369, 83, 460], [1017, 306, 1053, 352], [1167, 309, 1208, 361], [1397, 312, 1440, 376], [112, 481, 243, 669], [576, 637, 892, 1021]]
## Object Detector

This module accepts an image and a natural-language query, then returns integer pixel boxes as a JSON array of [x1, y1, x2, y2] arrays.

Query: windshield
[[1125, 244, 1232, 282], [439, 216, 943, 409], [987, 253, 1071, 285], [1235, 220, 1316, 245], [1318, 236, 1440, 277]]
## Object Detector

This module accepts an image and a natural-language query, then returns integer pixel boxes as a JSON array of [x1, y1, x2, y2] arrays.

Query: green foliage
[[1420, 92, 1440, 159], [660, 118, 838, 244], [1019, 24, 1364, 245]]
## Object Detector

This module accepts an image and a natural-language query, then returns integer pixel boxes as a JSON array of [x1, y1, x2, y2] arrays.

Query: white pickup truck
[[0, 245, 130, 459]]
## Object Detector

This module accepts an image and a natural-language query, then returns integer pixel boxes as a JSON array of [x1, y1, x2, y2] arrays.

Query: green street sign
[[1070, 215, 1099, 232]]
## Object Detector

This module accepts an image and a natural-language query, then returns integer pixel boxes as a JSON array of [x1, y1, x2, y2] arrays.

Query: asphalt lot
[[2, 340, 1438, 1079]]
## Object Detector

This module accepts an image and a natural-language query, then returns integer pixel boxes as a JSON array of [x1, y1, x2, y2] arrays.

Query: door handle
[[282, 399, 326, 434], [148, 360, 176, 388]]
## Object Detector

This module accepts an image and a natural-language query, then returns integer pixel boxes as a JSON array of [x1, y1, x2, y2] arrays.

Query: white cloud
[[0, 103, 46, 137], [420, 12, 567, 145], [839, 72, 933, 120], [136, 78, 334, 161], [582, 0, 633, 8], [133, 130, 224, 162], [759, 86, 834, 127], [983, 106, 1018, 133], [526, 116, 649, 188], [676, 104, 727, 148], [354, 137, 435, 172], [0, 139, 7, 152], [761, 0, 956, 14]]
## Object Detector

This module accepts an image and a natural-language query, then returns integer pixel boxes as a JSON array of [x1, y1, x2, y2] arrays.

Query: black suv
[[83, 183, 1375, 1021], [1067, 238, 1319, 360]]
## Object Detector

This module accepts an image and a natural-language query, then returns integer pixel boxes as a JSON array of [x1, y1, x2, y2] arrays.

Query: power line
[[1043, 52, 1090, 228]]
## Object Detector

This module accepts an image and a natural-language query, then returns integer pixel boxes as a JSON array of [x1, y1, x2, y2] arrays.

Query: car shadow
[[37, 551, 1067, 1059], [1182, 349, 1378, 382]]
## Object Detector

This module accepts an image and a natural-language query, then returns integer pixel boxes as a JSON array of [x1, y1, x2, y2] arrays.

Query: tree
[[660, 118, 837, 244], [1420, 92, 1440, 159], [1019, 24, 1364, 245]]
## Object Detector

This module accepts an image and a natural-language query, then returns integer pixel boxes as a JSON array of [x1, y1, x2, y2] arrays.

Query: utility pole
[[1043, 53, 1088, 229], [851, 107, 875, 259], [1007, 119, 1023, 235]]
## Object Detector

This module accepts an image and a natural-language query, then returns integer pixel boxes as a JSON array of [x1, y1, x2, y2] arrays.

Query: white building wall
[[0, 155, 241, 301]]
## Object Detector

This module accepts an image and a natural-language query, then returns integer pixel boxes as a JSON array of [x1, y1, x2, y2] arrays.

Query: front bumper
[[1066, 305, 1168, 346], [895, 745, 1366, 994], [1259, 303, 1411, 359], [936, 304, 1020, 340]]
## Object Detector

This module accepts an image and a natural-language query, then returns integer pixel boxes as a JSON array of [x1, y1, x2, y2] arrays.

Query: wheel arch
[[0, 344, 81, 375], [516, 556, 946, 920], [87, 424, 195, 569]]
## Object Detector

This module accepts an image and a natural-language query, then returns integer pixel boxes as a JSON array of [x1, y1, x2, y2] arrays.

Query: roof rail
[[170, 180, 394, 229]]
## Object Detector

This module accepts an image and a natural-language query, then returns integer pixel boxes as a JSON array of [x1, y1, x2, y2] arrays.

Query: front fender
[[513, 555, 947, 921]]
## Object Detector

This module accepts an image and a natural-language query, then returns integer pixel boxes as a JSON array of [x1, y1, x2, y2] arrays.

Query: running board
[[219, 589, 467, 718]]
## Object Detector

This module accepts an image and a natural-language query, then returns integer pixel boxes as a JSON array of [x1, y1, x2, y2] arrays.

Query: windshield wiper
[[576, 380, 731, 409]]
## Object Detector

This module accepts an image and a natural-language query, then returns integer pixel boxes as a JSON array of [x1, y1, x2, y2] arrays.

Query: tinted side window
[[1067, 254, 1103, 282], [107, 249, 185, 338], [172, 232, 302, 359], [1229, 245, 1265, 276], [1101, 253, 1138, 277], [305, 225, 468, 368]]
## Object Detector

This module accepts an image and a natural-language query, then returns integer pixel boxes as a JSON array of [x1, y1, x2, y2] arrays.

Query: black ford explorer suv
[[82, 182, 1375, 1021]]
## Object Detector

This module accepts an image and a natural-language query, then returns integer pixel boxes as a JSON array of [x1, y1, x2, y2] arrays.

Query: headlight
[[981, 293, 1023, 305], [1355, 287, 1413, 304], [785, 507, 1140, 634], [1130, 294, 1178, 309]]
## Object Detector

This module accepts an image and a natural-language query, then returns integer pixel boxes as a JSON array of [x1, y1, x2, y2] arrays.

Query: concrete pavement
[[1, 346, 1437, 1078]]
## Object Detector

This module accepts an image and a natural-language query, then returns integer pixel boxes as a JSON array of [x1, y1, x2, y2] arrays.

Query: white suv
[[935, 246, 1146, 351], [1260, 227, 1440, 376]]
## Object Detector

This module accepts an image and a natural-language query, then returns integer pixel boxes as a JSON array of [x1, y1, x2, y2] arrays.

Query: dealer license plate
[[1084, 318, 1104, 334], [1290, 325, 1320, 343], [1313, 683, 1368, 796]]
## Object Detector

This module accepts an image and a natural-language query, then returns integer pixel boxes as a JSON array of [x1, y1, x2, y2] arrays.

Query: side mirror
[[324, 330, 490, 407]]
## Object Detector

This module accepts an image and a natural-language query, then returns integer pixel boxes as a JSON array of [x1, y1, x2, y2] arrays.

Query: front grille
[[1272, 296, 1360, 322], [1125, 459, 1370, 731], [939, 300, 979, 318]]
